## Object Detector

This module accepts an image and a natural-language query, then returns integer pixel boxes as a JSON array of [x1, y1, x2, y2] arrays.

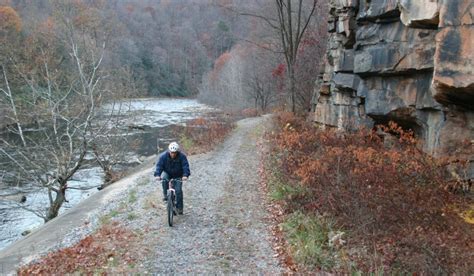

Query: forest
[[1, 0, 327, 108]]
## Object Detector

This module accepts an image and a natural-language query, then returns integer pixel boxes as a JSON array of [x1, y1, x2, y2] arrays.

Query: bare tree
[[198, 48, 251, 111], [246, 74, 274, 112], [244, 46, 281, 112], [0, 2, 111, 222], [274, 0, 319, 112], [231, 0, 321, 112]]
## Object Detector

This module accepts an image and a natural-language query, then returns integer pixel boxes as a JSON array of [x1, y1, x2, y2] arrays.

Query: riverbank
[[0, 98, 218, 251], [0, 155, 156, 274], [3, 115, 284, 274]]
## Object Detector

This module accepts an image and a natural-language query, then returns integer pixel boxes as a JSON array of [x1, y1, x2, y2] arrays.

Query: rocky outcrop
[[312, 0, 474, 177], [399, 0, 440, 27], [433, 1, 474, 109]]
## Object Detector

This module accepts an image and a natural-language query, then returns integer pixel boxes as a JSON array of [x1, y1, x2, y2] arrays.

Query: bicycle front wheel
[[167, 193, 174, 227]]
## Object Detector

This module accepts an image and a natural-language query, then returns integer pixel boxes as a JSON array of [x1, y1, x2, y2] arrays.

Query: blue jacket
[[154, 151, 190, 179]]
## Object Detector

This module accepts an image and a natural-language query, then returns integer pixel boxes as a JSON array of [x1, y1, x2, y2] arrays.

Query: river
[[0, 98, 217, 251]]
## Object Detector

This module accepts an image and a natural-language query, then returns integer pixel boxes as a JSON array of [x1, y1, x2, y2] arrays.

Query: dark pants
[[161, 172, 183, 210]]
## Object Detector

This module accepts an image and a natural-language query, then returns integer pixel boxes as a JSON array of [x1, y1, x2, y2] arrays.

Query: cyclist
[[154, 142, 190, 215]]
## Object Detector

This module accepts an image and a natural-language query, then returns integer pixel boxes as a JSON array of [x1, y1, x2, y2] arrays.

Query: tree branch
[[1, 65, 27, 147]]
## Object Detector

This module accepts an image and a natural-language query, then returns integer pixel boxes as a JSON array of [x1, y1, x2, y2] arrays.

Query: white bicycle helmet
[[168, 142, 179, 152]]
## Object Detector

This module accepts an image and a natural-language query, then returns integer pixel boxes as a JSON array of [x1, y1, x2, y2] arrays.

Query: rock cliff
[[312, 0, 474, 177]]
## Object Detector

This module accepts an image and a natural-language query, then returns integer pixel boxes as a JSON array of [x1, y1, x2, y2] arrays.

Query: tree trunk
[[288, 65, 296, 113], [45, 182, 67, 222]]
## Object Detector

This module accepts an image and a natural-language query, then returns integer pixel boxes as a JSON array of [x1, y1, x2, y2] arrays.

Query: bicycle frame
[[167, 181, 176, 198], [165, 178, 182, 226], [166, 178, 182, 198]]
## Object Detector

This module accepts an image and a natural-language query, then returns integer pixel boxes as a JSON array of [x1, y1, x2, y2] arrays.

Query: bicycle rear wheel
[[167, 193, 174, 227]]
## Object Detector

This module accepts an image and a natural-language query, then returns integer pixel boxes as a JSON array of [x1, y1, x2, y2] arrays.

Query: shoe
[[163, 197, 168, 202], [178, 209, 183, 215]]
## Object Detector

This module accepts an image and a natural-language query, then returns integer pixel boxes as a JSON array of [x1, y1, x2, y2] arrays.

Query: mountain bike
[[165, 178, 182, 227]]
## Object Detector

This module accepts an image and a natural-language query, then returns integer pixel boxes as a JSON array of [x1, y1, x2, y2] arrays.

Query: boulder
[[320, 84, 331, 95], [432, 25, 474, 110], [331, 0, 358, 9], [363, 75, 432, 115], [328, 18, 337, 33], [328, 48, 354, 72], [337, 12, 357, 38], [314, 95, 370, 129], [436, 110, 474, 177], [354, 44, 435, 75], [354, 21, 436, 75], [431, 0, 474, 110], [415, 110, 445, 154], [330, 2, 358, 48], [357, 0, 399, 21], [331, 91, 361, 106], [332, 73, 361, 91], [328, 32, 355, 51], [399, 0, 440, 28], [335, 49, 354, 72], [356, 21, 436, 47], [438, 0, 473, 27], [417, 86, 442, 110]]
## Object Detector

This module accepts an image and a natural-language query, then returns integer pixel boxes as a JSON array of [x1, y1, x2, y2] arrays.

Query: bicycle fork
[[168, 188, 177, 212]]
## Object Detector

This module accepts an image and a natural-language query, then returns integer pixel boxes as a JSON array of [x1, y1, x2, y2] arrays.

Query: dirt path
[[0, 115, 283, 274], [132, 115, 282, 273]]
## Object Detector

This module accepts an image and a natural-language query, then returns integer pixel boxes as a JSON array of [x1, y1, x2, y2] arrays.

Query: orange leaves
[[0, 6, 22, 34], [379, 121, 417, 145], [265, 112, 473, 272], [295, 158, 327, 185], [214, 51, 231, 71], [18, 223, 137, 275], [209, 51, 232, 83], [178, 116, 234, 155]]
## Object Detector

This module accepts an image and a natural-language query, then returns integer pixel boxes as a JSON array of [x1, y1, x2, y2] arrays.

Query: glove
[[155, 176, 161, 181], [182, 176, 188, 181]]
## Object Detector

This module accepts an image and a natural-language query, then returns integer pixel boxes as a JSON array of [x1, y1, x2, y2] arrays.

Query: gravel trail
[[132, 115, 282, 274], [0, 115, 283, 274]]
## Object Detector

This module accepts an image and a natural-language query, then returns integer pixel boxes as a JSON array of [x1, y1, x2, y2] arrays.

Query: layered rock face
[[312, 0, 474, 177]]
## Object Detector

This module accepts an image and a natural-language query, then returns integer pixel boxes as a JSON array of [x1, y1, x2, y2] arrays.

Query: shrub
[[266, 112, 473, 273], [241, 108, 258, 117], [178, 117, 235, 155]]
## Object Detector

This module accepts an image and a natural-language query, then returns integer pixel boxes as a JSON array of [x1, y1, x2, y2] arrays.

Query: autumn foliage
[[0, 5, 22, 35], [267, 112, 473, 273], [209, 51, 231, 83], [178, 116, 235, 155], [18, 223, 137, 275]]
